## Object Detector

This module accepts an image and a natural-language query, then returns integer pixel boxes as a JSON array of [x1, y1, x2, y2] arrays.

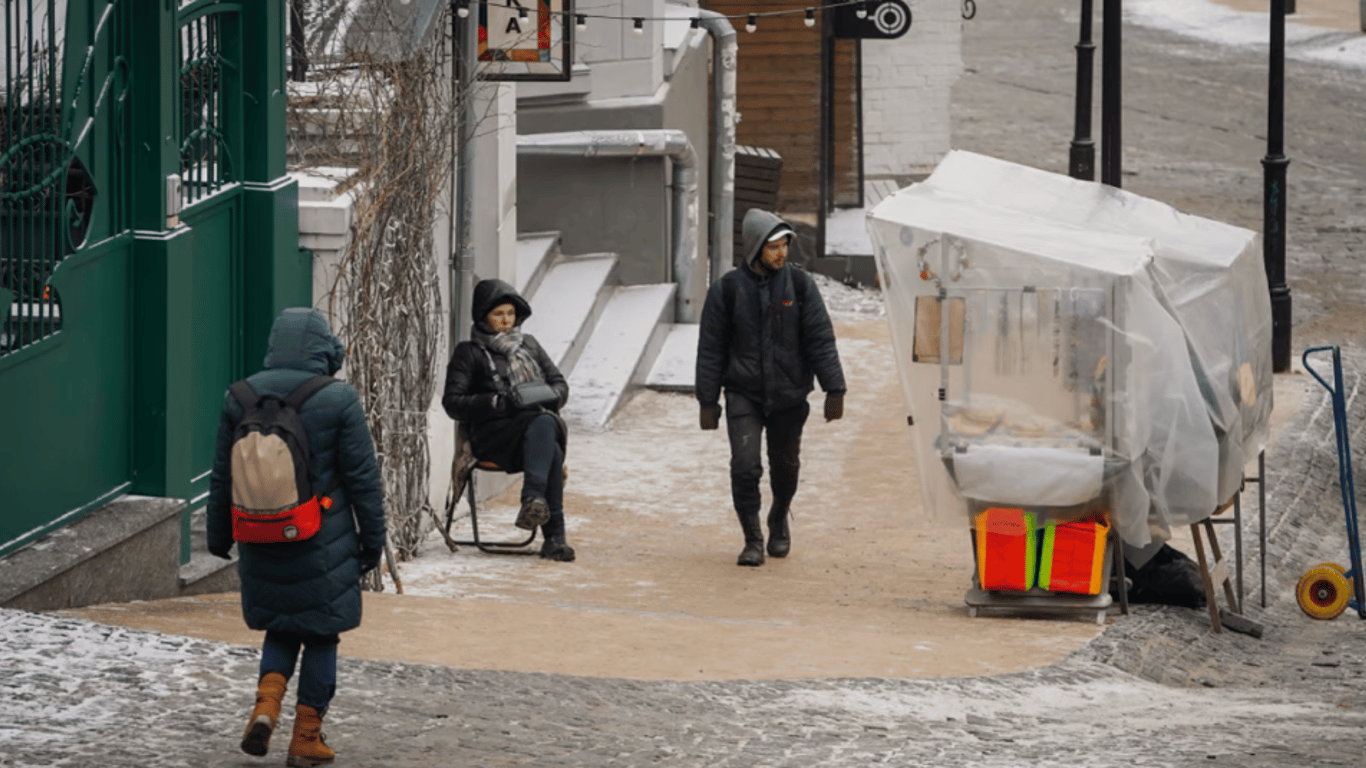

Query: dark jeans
[[260, 630, 339, 711], [725, 392, 810, 518], [522, 412, 567, 538]]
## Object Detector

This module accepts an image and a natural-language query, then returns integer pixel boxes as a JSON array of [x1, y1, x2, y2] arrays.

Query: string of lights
[[453, 0, 876, 32]]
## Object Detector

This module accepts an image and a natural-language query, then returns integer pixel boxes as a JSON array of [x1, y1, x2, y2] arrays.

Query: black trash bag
[[1115, 543, 1207, 609]]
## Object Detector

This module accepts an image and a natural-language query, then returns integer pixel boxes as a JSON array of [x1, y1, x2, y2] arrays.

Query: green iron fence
[[0, 0, 135, 555], [178, 2, 237, 207], [0, 0, 306, 560], [1, 0, 79, 356]]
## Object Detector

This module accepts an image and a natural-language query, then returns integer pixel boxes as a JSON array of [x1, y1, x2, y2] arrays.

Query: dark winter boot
[[240, 672, 287, 756], [737, 511, 765, 567], [286, 704, 335, 767], [516, 496, 550, 531], [540, 536, 576, 562], [766, 506, 791, 558]]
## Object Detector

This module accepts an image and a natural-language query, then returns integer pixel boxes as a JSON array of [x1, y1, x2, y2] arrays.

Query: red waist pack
[[231, 496, 332, 544]]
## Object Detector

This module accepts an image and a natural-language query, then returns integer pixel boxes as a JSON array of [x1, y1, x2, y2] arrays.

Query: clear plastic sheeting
[[867, 151, 1272, 550]]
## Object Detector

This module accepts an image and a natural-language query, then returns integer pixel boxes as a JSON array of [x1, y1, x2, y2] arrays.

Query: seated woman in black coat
[[442, 278, 575, 561]]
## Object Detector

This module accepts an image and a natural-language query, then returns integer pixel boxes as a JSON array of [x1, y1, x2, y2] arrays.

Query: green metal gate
[[177, 1, 246, 500], [0, 0, 307, 558], [1, 0, 137, 549]]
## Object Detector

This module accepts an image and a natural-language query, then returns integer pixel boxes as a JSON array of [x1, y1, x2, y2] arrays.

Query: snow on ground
[[823, 0, 1366, 266], [396, 273, 885, 600], [1129, 0, 1366, 70], [811, 272, 887, 319]]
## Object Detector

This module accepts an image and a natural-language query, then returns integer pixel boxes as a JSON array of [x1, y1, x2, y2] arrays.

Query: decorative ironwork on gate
[[178, 1, 240, 208], [3, 1, 68, 354], [1, 0, 125, 358]]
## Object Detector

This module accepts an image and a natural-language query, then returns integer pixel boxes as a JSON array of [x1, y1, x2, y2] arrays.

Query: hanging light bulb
[[632, 17, 644, 35], [855, 1, 867, 19], [575, 13, 586, 30], [456, 0, 469, 18], [804, 7, 815, 27], [745, 13, 757, 32], [518, 5, 528, 21]]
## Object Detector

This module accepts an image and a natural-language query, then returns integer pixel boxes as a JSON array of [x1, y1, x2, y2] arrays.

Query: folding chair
[[437, 421, 539, 555]]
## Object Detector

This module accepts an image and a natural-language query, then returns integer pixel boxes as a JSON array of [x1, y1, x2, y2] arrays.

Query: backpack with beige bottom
[[227, 375, 334, 543]]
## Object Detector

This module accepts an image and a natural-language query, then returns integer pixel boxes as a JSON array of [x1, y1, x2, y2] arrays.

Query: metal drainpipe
[[452, 8, 479, 352], [696, 10, 737, 284], [517, 129, 700, 322]]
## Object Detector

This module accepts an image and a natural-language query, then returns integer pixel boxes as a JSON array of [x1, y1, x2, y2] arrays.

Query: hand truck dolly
[[1295, 346, 1364, 620]]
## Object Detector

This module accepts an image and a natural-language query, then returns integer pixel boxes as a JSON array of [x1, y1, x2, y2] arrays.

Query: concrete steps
[[559, 283, 676, 431], [645, 323, 698, 392], [513, 232, 685, 431], [522, 254, 618, 376], [515, 232, 561, 300]]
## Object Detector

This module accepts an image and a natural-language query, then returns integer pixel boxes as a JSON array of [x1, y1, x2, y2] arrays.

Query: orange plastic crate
[[974, 507, 1038, 591], [1038, 517, 1110, 595]]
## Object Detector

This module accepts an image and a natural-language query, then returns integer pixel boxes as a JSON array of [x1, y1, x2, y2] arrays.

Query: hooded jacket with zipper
[[442, 278, 568, 471], [207, 308, 385, 636], [696, 209, 846, 414]]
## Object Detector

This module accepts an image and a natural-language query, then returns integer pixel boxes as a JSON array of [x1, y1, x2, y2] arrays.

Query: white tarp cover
[[867, 151, 1273, 550]]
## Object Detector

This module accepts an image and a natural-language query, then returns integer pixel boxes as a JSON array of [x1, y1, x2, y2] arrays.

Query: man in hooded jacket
[[207, 307, 385, 766], [696, 208, 846, 566]]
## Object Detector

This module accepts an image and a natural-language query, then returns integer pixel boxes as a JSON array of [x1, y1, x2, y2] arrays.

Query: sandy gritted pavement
[[5, 1, 1366, 766]]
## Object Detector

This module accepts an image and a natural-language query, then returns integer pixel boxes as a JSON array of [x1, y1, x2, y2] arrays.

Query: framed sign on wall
[[479, 0, 574, 81]]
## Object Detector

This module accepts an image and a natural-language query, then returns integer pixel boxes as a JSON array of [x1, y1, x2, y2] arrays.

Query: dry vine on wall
[[287, 7, 466, 564]]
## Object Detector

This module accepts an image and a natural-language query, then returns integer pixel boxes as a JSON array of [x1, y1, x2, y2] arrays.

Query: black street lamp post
[[1070, 0, 1096, 180], [1264, 0, 1292, 372], [1099, 0, 1121, 187]]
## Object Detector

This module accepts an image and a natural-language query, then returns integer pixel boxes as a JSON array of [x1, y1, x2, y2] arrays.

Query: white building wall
[[471, 83, 520, 286], [570, 0, 665, 99], [860, 0, 963, 176]]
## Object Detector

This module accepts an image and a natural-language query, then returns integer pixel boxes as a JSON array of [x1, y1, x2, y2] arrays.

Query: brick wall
[[860, 0, 962, 177]]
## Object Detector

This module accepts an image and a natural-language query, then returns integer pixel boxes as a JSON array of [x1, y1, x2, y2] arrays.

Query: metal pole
[[289, 0, 308, 82], [1100, 0, 1121, 187], [1259, 450, 1267, 609], [1070, 0, 1096, 180], [451, 4, 479, 351], [1263, 0, 1292, 372], [856, 38, 865, 206], [817, 5, 832, 261]]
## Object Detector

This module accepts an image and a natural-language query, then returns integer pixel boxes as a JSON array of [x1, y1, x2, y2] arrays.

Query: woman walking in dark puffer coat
[[442, 278, 575, 561], [207, 308, 386, 767]]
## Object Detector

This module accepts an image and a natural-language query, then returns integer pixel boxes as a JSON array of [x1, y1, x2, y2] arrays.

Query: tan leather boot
[[286, 704, 336, 766], [239, 672, 287, 756]]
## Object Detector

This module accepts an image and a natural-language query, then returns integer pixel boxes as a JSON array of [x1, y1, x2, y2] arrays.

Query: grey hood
[[739, 208, 794, 268], [262, 308, 346, 375]]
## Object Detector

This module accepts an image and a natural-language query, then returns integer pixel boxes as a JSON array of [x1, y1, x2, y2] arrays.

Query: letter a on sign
[[478, 0, 575, 81]]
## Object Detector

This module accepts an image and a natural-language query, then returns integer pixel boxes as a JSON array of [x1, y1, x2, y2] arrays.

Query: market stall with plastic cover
[[866, 151, 1273, 553]]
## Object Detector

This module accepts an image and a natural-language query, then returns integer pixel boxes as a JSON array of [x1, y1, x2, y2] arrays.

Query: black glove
[[488, 393, 508, 416], [824, 393, 844, 422], [359, 546, 382, 575], [209, 542, 233, 560], [699, 402, 721, 430]]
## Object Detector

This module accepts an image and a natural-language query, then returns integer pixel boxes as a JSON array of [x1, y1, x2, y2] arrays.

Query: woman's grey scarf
[[474, 326, 544, 386]]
